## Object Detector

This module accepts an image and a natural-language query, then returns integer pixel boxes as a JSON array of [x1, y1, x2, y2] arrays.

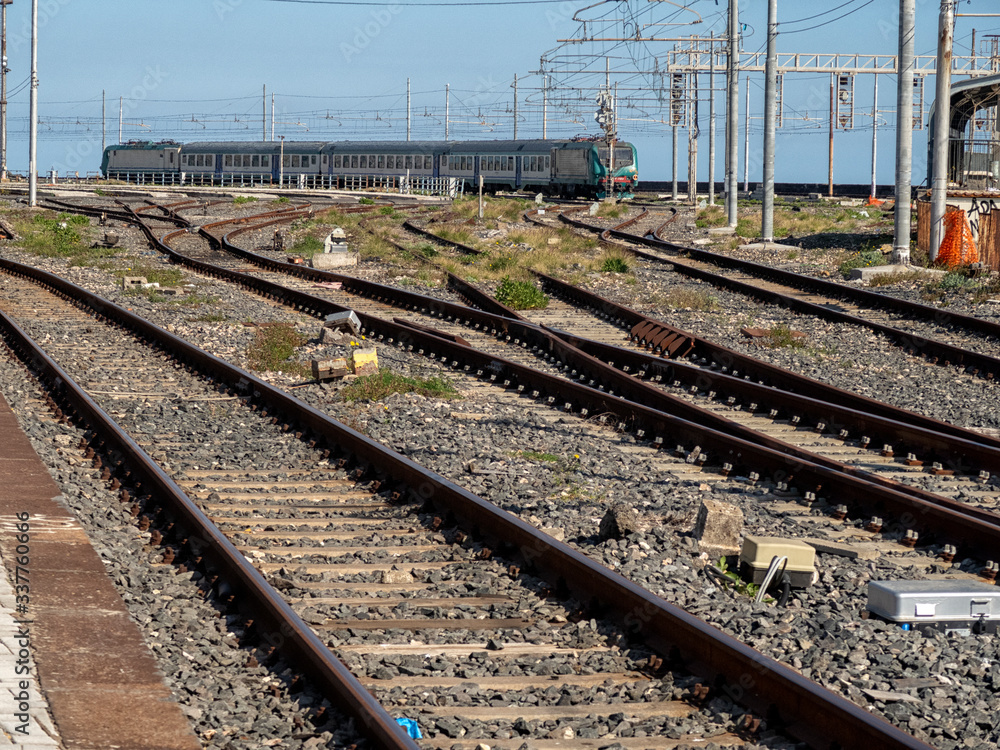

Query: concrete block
[[849, 264, 946, 283], [122, 276, 146, 289], [599, 502, 641, 540], [311, 358, 350, 381], [311, 252, 358, 269], [350, 347, 379, 376], [323, 310, 361, 335], [693, 497, 744, 559]]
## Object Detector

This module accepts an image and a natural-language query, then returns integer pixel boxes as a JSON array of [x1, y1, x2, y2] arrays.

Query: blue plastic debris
[[396, 717, 422, 739]]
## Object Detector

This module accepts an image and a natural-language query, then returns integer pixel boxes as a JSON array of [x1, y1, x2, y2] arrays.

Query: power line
[[778, 0, 877, 35], [264, 0, 568, 5]]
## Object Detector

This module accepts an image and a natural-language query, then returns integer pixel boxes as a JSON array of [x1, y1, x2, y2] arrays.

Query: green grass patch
[[659, 288, 719, 311], [233, 196, 258, 205], [246, 322, 308, 374], [17, 213, 94, 262], [867, 270, 927, 287], [762, 325, 806, 349], [837, 247, 885, 278], [340, 369, 459, 402], [695, 206, 727, 228], [517, 450, 560, 463], [271, 196, 290, 205], [290, 235, 324, 257], [495, 277, 548, 310], [601, 256, 630, 273], [189, 311, 228, 322], [358, 197, 377, 205]]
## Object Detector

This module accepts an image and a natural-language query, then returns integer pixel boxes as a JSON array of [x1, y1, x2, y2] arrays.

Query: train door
[[515, 155, 522, 189], [472, 155, 480, 188], [214, 153, 223, 179], [433, 154, 441, 178]]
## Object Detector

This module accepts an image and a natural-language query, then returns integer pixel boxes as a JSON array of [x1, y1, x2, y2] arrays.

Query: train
[[100, 139, 639, 198]]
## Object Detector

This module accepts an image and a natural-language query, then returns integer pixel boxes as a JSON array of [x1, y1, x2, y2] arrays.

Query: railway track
[[0, 257, 943, 749], [554, 208, 1000, 377]]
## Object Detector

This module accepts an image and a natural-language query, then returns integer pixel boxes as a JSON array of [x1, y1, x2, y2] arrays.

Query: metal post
[[101, 90, 105, 155], [894, 0, 915, 264], [478, 174, 484, 219], [726, 0, 739, 226], [262, 84, 266, 141], [708, 32, 716, 206], [445, 83, 449, 140], [513, 74, 518, 141], [406, 78, 411, 141], [118, 97, 122, 144], [270, 93, 274, 141], [870, 74, 878, 200], [688, 72, 698, 205], [542, 75, 548, 139], [762, 0, 777, 242], [828, 73, 835, 197], [929, 0, 955, 262], [28, 0, 37, 205], [743, 75, 750, 192], [279, 135, 284, 187], [0, 0, 9, 182], [671, 122, 678, 200]]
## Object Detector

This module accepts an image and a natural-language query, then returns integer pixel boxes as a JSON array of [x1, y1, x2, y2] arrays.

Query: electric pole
[[101, 90, 105, 154], [672, 120, 678, 200], [688, 72, 698, 205], [0, 0, 10, 182], [894, 0, 915, 264], [28, 0, 37, 205], [828, 73, 835, 197], [726, 0, 740, 227], [929, 0, 955, 262], [708, 32, 716, 206], [762, 0, 777, 242], [543, 75, 548, 139], [445, 83, 449, 140], [743, 76, 750, 193], [870, 74, 878, 200], [262, 84, 266, 141], [406, 78, 411, 141]]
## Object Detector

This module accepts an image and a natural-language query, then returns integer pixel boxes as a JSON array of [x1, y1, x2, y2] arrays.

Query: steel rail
[[0, 264, 419, 750], [562, 210, 1000, 379], [0, 256, 934, 750], [121, 210, 1000, 559]]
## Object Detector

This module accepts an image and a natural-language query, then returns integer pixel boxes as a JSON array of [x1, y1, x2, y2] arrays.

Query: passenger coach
[[101, 138, 638, 197]]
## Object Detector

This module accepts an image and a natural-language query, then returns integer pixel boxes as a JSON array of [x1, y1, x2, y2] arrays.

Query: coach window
[[333, 155, 341, 168], [169, 152, 174, 164], [252, 155, 260, 167], [261, 155, 269, 167], [322, 155, 328, 165], [349, 155, 356, 168], [544, 156, 550, 169], [225, 155, 233, 167], [312, 155, 318, 165], [403, 155, 411, 169], [360, 155, 368, 169], [283, 155, 290, 167]]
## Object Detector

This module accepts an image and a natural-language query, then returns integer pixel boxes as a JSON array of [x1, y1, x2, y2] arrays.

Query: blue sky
[[4, 0, 999, 185]]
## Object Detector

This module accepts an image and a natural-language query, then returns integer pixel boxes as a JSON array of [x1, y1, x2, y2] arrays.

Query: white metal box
[[867, 580, 1000, 635]]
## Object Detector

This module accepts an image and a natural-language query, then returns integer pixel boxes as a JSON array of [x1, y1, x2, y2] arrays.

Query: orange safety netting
[[936, 208, 979, 266]]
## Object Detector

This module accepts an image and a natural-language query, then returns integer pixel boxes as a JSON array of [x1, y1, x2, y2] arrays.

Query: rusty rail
[[0, 256, 934, 750]]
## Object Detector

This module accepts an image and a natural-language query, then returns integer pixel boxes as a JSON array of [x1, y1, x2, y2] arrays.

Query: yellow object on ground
[[350, 348, 379, 375]]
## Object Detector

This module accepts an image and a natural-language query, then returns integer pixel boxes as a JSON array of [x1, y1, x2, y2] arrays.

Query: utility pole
[[708, 31, 716, 206], [743, 76, 750, 193], [894, 0, 915, 264], [262, 84, 266, 141], [870, 74, 878, 200], [28, 0, 37, 205], [762, 0, 777, 242], [513, 73, 518, 140], [929, 0, 955, 262], [118, 97, 122, 144], [406, 78, 411, 141], [726, 0, 739, 227], [672, 120, 678, 200], [828, 73, 835, 197], [270, 93, 274, 141], [688, 72, 698, 205], [0, 0, 10, 182], [445, 83, 450, 140], [101, 90, 105, 154]]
